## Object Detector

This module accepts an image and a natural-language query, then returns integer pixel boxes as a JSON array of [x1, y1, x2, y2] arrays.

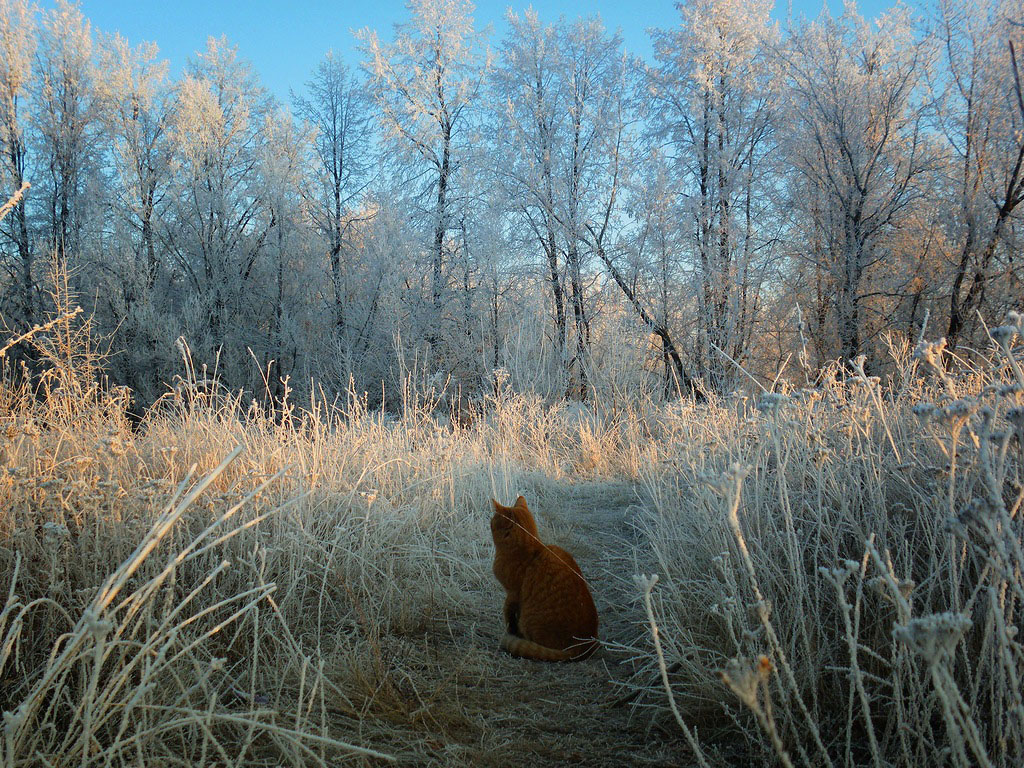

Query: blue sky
[[65, 0, 897, 101]]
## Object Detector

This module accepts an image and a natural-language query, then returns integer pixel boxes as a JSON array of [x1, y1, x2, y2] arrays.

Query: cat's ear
[[491, 498, 503, 512], [514, 495, 528, 509]]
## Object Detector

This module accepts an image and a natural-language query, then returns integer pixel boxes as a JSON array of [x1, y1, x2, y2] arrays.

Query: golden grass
[[0, 286, 690, 766], [1, 261, 1022, 765]]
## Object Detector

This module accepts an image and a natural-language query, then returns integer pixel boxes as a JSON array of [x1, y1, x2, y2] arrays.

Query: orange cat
[[490, 496, 599, 661]]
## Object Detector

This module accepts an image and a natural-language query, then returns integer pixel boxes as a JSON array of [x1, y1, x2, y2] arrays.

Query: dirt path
[[331, 482, 693, 767]]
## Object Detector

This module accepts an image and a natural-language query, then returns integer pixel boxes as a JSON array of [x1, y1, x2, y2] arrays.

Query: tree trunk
[[273, 217, 285, 404], [544, 227, 565, 354], [946, 142, 1023, 349], [837, 233, 863, 362], [566, 238, 588, 400], [593, 239, 702, 401], [15, 202, 34, 327], [433, 122, 452, 329]]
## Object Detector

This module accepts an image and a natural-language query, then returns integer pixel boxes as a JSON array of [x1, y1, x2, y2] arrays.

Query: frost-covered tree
[[164, 37, 275, 382], [293, 53, 375, 344], [557, 17, 628, 398], [648, 0, 777, 389], [495, 12, 694, 398], [930, 0, 1024, 350], [779, 4, 931, 362], [87, 34, 178, 401], [0, 0, 36, 327], [491, 10, 567, 370], [359, 0, 489, 353], [255, 106, 317, 401], [33, 0, 101, 264], [493, 14, 630, 398], [616, 150, 701, 395], [96, 34, 174, 297]]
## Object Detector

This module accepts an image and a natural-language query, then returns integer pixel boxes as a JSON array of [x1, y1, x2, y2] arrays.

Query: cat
[[490, 495, 599, 661]]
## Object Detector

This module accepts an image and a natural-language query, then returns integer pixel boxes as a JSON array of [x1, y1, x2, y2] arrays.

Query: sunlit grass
[[1, 258, 1022, 765]]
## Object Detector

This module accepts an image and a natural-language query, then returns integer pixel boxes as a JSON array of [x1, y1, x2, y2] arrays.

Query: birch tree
[[779, 4, 930, 362], [359, 0, 488, 353], [930, 0, 1024, 350], [496, 13, 670, 398], [33, 0, 100, 264], [256, 107, 313, 402], [618, 151, 702, 395], [85, 34, 178, 402], [648, 0, 777, 390], [293, 52, 375, 343], [557, 17, 628, 398], [97, 34, 174, 299], [165, 37, 274, 380], [0, 0, 36, 327], [492, 10, 567, 373]]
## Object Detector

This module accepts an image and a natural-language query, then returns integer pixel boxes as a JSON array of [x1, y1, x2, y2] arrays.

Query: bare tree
[[257, 107, 313, 402], [931, 0, 1024, 350], [491, 10, 567, 372], [558, 17, 626, 398], [359, 0, 489, 348], [97, 34, 174, 298], [293, 52, 375, 342], [648, 0, 778, 390], [619, 151, 702, 396], [0, 0, 36, 327], [497, 13, 680, 398], [33, 0, 100, 264], [779, 4, 930, 362], [165, 37, 274, 377]]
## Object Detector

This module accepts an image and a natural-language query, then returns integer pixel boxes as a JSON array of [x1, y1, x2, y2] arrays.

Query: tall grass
[[0, 266, 660, 765], [628, 323, 1024, 767], [1, 189, 1020, 764]]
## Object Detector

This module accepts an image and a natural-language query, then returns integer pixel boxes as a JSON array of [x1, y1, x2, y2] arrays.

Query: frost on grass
[[627, 315, 1024, 768], [4, 269, 1024, 767]]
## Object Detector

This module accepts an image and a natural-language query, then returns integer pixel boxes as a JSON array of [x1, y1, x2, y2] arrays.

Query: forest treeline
[[0, 0, 1021, 410]]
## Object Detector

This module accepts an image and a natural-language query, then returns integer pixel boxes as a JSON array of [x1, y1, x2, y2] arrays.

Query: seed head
[[756, 392, 789, 414], [819, 559, 859, 587], [720, 655, 772, 708], [937, 398, 977, 427], [990, 325, 1018, 348], [913, 338, 947, 367], [912, 402, 937, 422], [83, 609, 113, 642], [3, 705, 27, 737], [41, 521, 70, 546], [893, 612, 971, 662]]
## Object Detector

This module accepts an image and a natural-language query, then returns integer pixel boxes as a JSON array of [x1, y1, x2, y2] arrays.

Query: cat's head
[[490, 495, 539, 544]]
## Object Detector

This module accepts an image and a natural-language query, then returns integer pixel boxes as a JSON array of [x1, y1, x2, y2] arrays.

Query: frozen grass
[[0, 274, 680, 766], [626, 325, 1024, 767], [2, 265, 1022, 764]]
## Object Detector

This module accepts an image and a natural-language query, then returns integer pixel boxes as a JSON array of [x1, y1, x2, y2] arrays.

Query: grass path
[[327, 482, 692, 767]]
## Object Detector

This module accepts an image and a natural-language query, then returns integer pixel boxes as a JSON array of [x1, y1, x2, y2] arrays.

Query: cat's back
[[547, 544, 584, 576], [524, 545, 598, 633]]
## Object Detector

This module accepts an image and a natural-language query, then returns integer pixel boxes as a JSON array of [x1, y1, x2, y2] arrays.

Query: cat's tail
[[501, 634, 598, 662]]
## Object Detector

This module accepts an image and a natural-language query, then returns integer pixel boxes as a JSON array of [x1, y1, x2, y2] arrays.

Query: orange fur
[[490, 496, 598, 662]]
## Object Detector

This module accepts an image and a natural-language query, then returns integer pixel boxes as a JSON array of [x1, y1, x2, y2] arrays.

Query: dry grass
[[0, 272, 689, 766], [626, 327, 1024, 767], [1, 260, 1022, 764]]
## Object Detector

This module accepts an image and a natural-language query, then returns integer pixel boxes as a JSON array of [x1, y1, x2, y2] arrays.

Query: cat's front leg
[[503, 594, 520, 635]]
